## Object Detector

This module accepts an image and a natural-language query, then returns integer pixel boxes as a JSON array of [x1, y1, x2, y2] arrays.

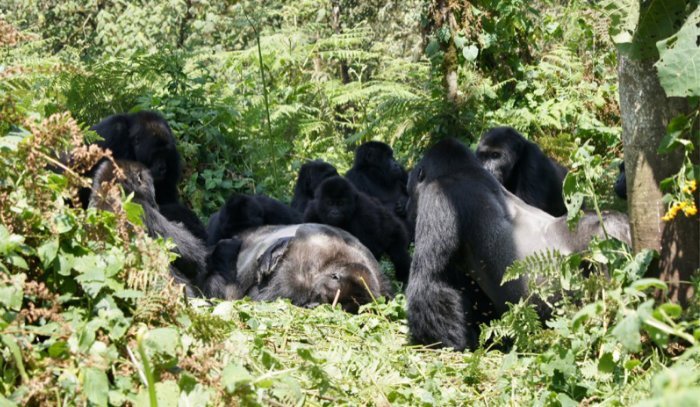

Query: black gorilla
[[215, 224, 393, 313], [476, 127, 568, 216], [159, 203, 208, 241], [346, 141, 410, 220], [88, 111, 207, 239], [406, 138, 630, 350], [207, 193, 302, 246], [89, 160, 207, 290], [291, 160, 339, 213], [90, 111, 182, 204], [304, 176, 411, 283], [614, 162, 627, 200]]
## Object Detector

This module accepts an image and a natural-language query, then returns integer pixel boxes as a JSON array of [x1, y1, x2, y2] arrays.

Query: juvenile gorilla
[[406, 138, 630, 350], [304, 176, 411, 283], [202, 224, 393, 313], [88, 111, 207, 239], [89, 160, 207, 291], [207, 193, 302, 245], [291, 160, 339, 213], [476, 127, 568, 216], [346, 141, 410, 220]]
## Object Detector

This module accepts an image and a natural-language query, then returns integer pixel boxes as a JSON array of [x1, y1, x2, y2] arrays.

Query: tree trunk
[[618, 54, 699, 306]]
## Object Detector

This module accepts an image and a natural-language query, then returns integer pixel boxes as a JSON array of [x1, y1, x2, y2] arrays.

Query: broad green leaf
[[136, 381, 180, 407], [462, 45, 479, 62], [612, 313, 642, 352], [630, 278, 668, 292], [598, 352, 616, 373], [656, 6, 700, 97], [37, 238, 59, 268], [143, 327, 181, 369], [222, 363, 253, 393], [83, 367, 109, 407]]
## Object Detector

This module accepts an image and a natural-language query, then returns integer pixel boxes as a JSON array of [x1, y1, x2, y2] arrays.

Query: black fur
[[304, 176, 411, 283], [207, 194, 302, 245], [476, 127, 567, 216], [89, 160, 206, 291], [614, 162, 627, 200], [346, 141, 410, 221], [89, 111, 182, 205], [406, 138, 526, 351], [159, 202, 208, 242], [291, 160, 339, 213]]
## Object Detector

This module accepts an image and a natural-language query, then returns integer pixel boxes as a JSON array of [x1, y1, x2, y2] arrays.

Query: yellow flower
[[683, 180, 697, 194], [683, 203, 698, 217]]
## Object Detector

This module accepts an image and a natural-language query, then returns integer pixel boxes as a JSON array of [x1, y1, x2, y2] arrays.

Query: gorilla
[[89, 160, 207, 290], [346, 141, 410, 220], [89, 111, 182, 204], [291, 160, 339, 213], [86, 111, 207, 239], [304, 176, 411, 283], [406, 138, 630, 350], [614, 162, 627, 200], [202, 224, 393, 313], [159, 203, 208, 241], [207, 193, 302, 246], [476, 127, 568, 216]]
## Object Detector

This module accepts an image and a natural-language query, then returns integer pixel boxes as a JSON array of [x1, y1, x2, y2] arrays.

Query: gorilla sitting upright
[[291, 160, 339, 213], [476, 127, 568, 216], [406, 138, 630, 350], [304, 176, 411, 283], [346, 141, 410, 222], [87, 111, 207, 240]]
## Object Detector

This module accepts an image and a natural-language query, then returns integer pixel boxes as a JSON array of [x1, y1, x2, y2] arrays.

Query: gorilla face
[[476, 128, 523, 183], [356, 142, 404, 180], [315, 177, 357, 226], [122, 112, 179, 183], [307, 262, 376, 313]]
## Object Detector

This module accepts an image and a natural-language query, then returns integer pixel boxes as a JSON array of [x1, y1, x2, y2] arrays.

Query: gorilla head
[[312, 176, 357, 226], [236, 224, 393, 313], [475, 127, 524, 184], [91, 111, 182, 204], [291, 160, 339, 212], [352, 141, 404, 183], [218, 194, 265, 236], [476, 126, 568, 216], [90, 159, 157, 210]]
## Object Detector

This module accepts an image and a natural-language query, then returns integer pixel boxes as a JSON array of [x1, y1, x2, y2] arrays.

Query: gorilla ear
[[256, 236, 293, 283]]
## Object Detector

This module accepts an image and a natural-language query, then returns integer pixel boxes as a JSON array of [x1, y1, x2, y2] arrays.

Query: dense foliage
[[1, 1, 699, 405]]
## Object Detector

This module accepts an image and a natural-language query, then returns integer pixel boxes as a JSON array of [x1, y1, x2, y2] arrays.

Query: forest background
[[1, 0, 699, 405]]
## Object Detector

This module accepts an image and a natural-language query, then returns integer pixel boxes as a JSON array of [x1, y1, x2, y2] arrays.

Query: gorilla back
[[406, 138, 631, 350]]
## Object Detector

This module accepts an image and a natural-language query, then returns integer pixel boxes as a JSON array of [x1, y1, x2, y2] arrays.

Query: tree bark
[[618, 54, 699, 306]]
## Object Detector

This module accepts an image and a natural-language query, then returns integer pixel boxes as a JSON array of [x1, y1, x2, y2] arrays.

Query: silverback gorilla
[[406, 138, 630, 350], [89, 160, 207, 290], [476, 127, 568, 216], [204, 224, 393, 313]]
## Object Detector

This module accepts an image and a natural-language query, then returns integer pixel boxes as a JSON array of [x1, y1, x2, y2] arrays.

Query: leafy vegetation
[[1, 1, 699, 405]]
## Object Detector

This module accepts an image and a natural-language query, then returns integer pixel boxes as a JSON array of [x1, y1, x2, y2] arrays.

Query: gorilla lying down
[[89, 160, 390, 312], [406, 138, 630, 350], [206, 224, 393, 313]]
